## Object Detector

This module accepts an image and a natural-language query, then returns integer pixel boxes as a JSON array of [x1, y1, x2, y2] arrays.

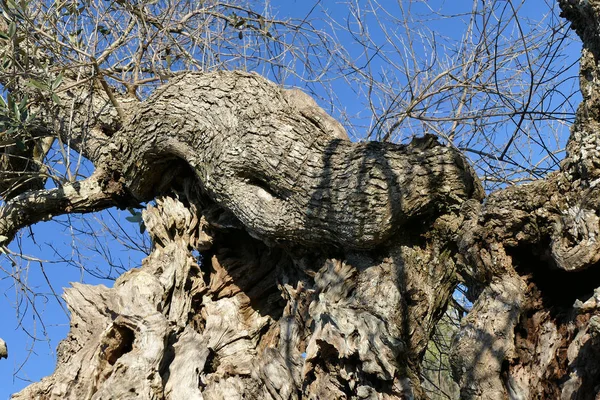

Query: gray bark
[[7, 1, 600, 399], [115, 71, 482, 248], [12, 194, 463, 399], [449, 2, 600, 398], [0, 338, 7, 359], [7, 71, 483, 399]]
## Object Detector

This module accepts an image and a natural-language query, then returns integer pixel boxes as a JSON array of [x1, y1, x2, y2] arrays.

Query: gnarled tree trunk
[[9, 70, 482, 399], [5, 1, 600, 399]]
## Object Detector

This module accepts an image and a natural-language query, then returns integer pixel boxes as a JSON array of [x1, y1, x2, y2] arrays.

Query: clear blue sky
[[0, 1, 582, 398]]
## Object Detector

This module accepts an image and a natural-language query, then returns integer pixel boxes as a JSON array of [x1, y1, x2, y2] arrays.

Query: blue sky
[[0, 210, 148, 398], [0, 1, 583, 398]]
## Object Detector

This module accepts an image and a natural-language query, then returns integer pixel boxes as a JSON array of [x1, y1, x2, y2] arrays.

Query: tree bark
[[449, 2, 600, 398], [9, 69, 483, 399], [11, 1, 600, 399], [115, 71, 482, 248], [12, 194, 466, 399], [0, 338, 7, 360]]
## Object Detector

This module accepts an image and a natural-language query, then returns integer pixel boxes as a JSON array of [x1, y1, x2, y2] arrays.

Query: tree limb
[[0, 169, 132, 245]]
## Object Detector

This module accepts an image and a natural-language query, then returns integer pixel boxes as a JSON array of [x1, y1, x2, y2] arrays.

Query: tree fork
[[13, 1, 600, 397], [9, 71, 484, 399]]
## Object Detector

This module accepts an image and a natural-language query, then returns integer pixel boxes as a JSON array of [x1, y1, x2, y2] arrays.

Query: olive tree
[[0, 0, 597, 399]]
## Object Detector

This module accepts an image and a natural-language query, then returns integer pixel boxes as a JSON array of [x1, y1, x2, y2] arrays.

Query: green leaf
[[7, 94, 14, 112], [15, 139, 25, 151], [51, 73, 63, 90], [125, 215, 142, 223], [26, 79, 48, 91], [51, 93, 61, 105], [10, 97, 19, 121], [97, 25, 110, 36], [5, 0, 17, 11], [126, 209, 143, 224], [19, 0, 29, 14], [19, 107, 27, 122], [7, 22, 15, 39], [25, 109, 36, 122], [19, 95, 28, 113]]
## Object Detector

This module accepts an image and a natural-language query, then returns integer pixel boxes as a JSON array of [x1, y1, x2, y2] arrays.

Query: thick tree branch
[[9, 70, 484, 399], [9, 1, 600, 399], [0, 169, 131, 245], [559, 0, 600, 184], [116, 71, 484, 249]]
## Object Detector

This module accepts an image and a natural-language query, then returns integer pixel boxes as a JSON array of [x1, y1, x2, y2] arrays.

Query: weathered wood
[[13, 194, 462, 399], [0, 338, 7, 359], [115, 71, 483, 249], [0, 169, 130, 245], [0, 65, 485, 398], [12, 1, 600, 398], [441, 3, 600, 398]]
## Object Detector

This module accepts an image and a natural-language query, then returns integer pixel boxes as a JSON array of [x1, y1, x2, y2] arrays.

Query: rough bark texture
[[12, 195, 463, 400], [8, 69, 483, 399], [115, 71, 482, 249], [9, 1, 600, 399], [0, 338, 6, 360], [449, 1, 600, 398]]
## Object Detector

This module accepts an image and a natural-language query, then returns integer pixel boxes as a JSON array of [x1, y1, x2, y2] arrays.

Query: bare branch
[[0, 169, 132, 245]]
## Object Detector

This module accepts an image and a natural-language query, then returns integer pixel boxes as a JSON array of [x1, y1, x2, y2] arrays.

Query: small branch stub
[[0, 338, 7, 359]]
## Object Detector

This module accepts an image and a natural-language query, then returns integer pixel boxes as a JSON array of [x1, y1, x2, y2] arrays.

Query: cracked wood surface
[[115, 71, 483, 249], [6, 70, 481, 399], [9, 1, 600, 398]]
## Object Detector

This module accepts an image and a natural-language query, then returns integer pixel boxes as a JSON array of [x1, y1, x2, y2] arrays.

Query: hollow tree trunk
[[449, 1, 600, 399], [9, 68, 483, 399], [8, 1, 600, 399]]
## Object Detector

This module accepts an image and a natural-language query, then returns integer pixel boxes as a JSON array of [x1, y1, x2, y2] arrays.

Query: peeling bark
[[11, 1, 600, 398], [446, 2, 600, 399], [14, 195, 461, 399], [2, 68, 482, 399]]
